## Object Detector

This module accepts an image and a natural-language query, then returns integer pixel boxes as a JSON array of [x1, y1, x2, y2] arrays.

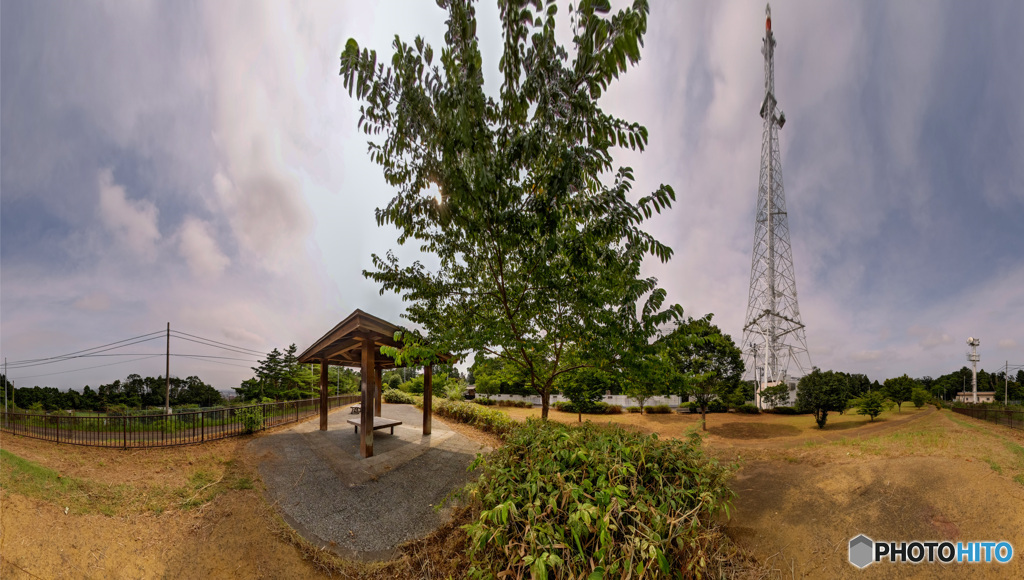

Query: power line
[[2, 330, 165, 366], [7, 355, 164, 381], [169, 330, 265, 355], [174, 356, 258, 370], [170, 334, 267, 357], [4, 335, 167, 369]]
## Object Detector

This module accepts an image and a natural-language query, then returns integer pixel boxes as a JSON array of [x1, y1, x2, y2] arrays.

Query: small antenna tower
[[967, 337, 980, 403], [742, 4, 811, 408]]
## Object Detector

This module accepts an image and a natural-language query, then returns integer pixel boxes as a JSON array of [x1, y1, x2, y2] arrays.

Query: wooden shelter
[[297, 309, 438, 458]]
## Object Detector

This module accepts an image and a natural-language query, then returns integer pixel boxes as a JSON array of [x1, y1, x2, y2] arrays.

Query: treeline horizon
[[3, 362, 1019, 413]]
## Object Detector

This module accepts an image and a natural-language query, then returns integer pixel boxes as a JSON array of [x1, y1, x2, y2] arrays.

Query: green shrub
[[646, 404, 672, 414], [707, 399, 728, 413], [445, 380, 467, 401], [769, 406, 799, 415], [495, 400, 532, 408], [463, 420, 734, 579], [626, 406, 641, 413], [553, 401, 621, 415], [735, 403, 760, 414], [474, 397, 496, 406], [431, 399, 516, 438], [383, 388, 417, 404], [234, 406, 264, 434]]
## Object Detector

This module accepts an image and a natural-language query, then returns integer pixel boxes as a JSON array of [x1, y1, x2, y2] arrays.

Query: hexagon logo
[[849, 535, 874, 569]]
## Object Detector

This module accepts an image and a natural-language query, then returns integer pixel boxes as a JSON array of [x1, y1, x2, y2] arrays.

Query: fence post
[[122, 416, 127, 449], [201, 410, 205, 442], [57, 413, 61, 444]]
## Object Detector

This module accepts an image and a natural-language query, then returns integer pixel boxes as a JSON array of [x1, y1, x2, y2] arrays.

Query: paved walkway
[[247, 403, 491, 561]]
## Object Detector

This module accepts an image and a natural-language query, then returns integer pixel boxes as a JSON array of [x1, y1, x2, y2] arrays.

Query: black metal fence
[[951, 405, 1024, 431], [0, 394, 361, 448]]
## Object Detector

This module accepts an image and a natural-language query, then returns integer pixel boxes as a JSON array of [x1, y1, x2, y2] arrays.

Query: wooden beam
[[423, 365, 432, 435], [375, 367, 383, 417], [360, 337, 374, 458], [319, 359, 329, 431]]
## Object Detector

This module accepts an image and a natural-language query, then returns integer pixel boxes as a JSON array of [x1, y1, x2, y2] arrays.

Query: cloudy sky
[[2, 0, 1021, 391]]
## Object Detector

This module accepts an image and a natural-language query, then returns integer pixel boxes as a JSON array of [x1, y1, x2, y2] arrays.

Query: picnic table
[[347, 416, 403, 435]]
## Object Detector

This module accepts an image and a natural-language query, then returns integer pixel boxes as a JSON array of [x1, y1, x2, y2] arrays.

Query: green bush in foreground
[[734, 403, 760, 414], [463, 420, 735, 579], [646, 404, 672, 414]]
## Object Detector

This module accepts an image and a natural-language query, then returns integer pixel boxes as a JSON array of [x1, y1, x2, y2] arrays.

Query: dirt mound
[[708, 422, 801, 439]]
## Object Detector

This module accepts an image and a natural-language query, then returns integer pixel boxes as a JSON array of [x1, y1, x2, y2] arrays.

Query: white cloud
[[72, 292, 111, 312], [997, 339, 1018, 349], [908, 325, 953, 349], [97, 168, 160, 260], [177, 217, 230, 277]]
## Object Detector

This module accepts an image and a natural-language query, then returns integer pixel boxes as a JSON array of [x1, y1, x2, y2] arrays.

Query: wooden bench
[[350, 404, 361, 414], [347, 416, 403, 435]]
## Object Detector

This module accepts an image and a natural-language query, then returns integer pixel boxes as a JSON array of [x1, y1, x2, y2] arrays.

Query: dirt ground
[[495, 405, 1024, 578], [3, 404, 1023, 578]]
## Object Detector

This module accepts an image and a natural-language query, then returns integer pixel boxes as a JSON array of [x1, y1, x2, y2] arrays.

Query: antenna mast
[[742, 4, 811, 408]]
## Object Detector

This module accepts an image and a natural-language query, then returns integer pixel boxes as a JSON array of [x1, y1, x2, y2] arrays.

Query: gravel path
[[247, 403, 490, 560]]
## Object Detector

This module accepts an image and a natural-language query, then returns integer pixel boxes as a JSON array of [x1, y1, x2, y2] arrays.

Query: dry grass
[[491, 403, 928, 444]]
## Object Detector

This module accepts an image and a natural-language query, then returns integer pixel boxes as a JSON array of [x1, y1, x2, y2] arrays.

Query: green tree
[[662, 314, 744, 430], [856, 390, 889, 421], [760, 383, 789, 408], [910, 387, 930, 409], [619, 346, 672, 416], [340, 0, 677, 419], [883, 374, 917, 412], [558, 366, 610, 421], [795, 368, 847, 429]]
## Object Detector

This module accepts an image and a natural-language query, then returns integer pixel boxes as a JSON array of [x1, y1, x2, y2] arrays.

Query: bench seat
[[346, 416, 403, 435]]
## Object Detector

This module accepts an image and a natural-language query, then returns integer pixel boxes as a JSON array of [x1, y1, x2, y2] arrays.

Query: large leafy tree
[[883, 374, 917, 412], [340, 0, 679, 418], [661, 314, 744, 430]]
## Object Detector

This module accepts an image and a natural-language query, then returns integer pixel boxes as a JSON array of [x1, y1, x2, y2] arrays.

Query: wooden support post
[[375, 367, 383, 417], [423, 365, 432, 435], [360, 338, 374, 458], [319, 359, 329, 431]]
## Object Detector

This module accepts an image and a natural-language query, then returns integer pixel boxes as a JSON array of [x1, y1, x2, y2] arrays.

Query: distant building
[[955, 391, 996, 403]]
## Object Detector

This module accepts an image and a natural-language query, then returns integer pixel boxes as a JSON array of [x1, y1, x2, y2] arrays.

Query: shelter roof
[[297, 309, 406, 368]]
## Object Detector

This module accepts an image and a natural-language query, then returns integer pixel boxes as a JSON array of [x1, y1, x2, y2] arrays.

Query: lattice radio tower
[[742, 4, 811, 407]]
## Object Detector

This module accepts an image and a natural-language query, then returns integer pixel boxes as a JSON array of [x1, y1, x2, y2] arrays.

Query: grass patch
[[1004, 441, 1024, 462], [983, 458, 1003, 474], [1014, 474, 1024, 487], [1, 446, 255, 515], [0, 448, 126, 515]]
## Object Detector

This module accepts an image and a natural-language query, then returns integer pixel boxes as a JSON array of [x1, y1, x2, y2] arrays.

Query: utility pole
[[165, 322, 171, 415], [1006, 360, 1010, 406], [3, 357, 7, 416]]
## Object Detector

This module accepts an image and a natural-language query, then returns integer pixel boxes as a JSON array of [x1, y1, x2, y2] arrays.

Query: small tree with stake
[[856, 390, 889, 421]]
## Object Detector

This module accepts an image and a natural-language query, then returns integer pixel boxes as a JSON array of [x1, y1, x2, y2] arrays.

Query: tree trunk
[[541, 391, 550, 420], [701, 406, 707, 431]]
